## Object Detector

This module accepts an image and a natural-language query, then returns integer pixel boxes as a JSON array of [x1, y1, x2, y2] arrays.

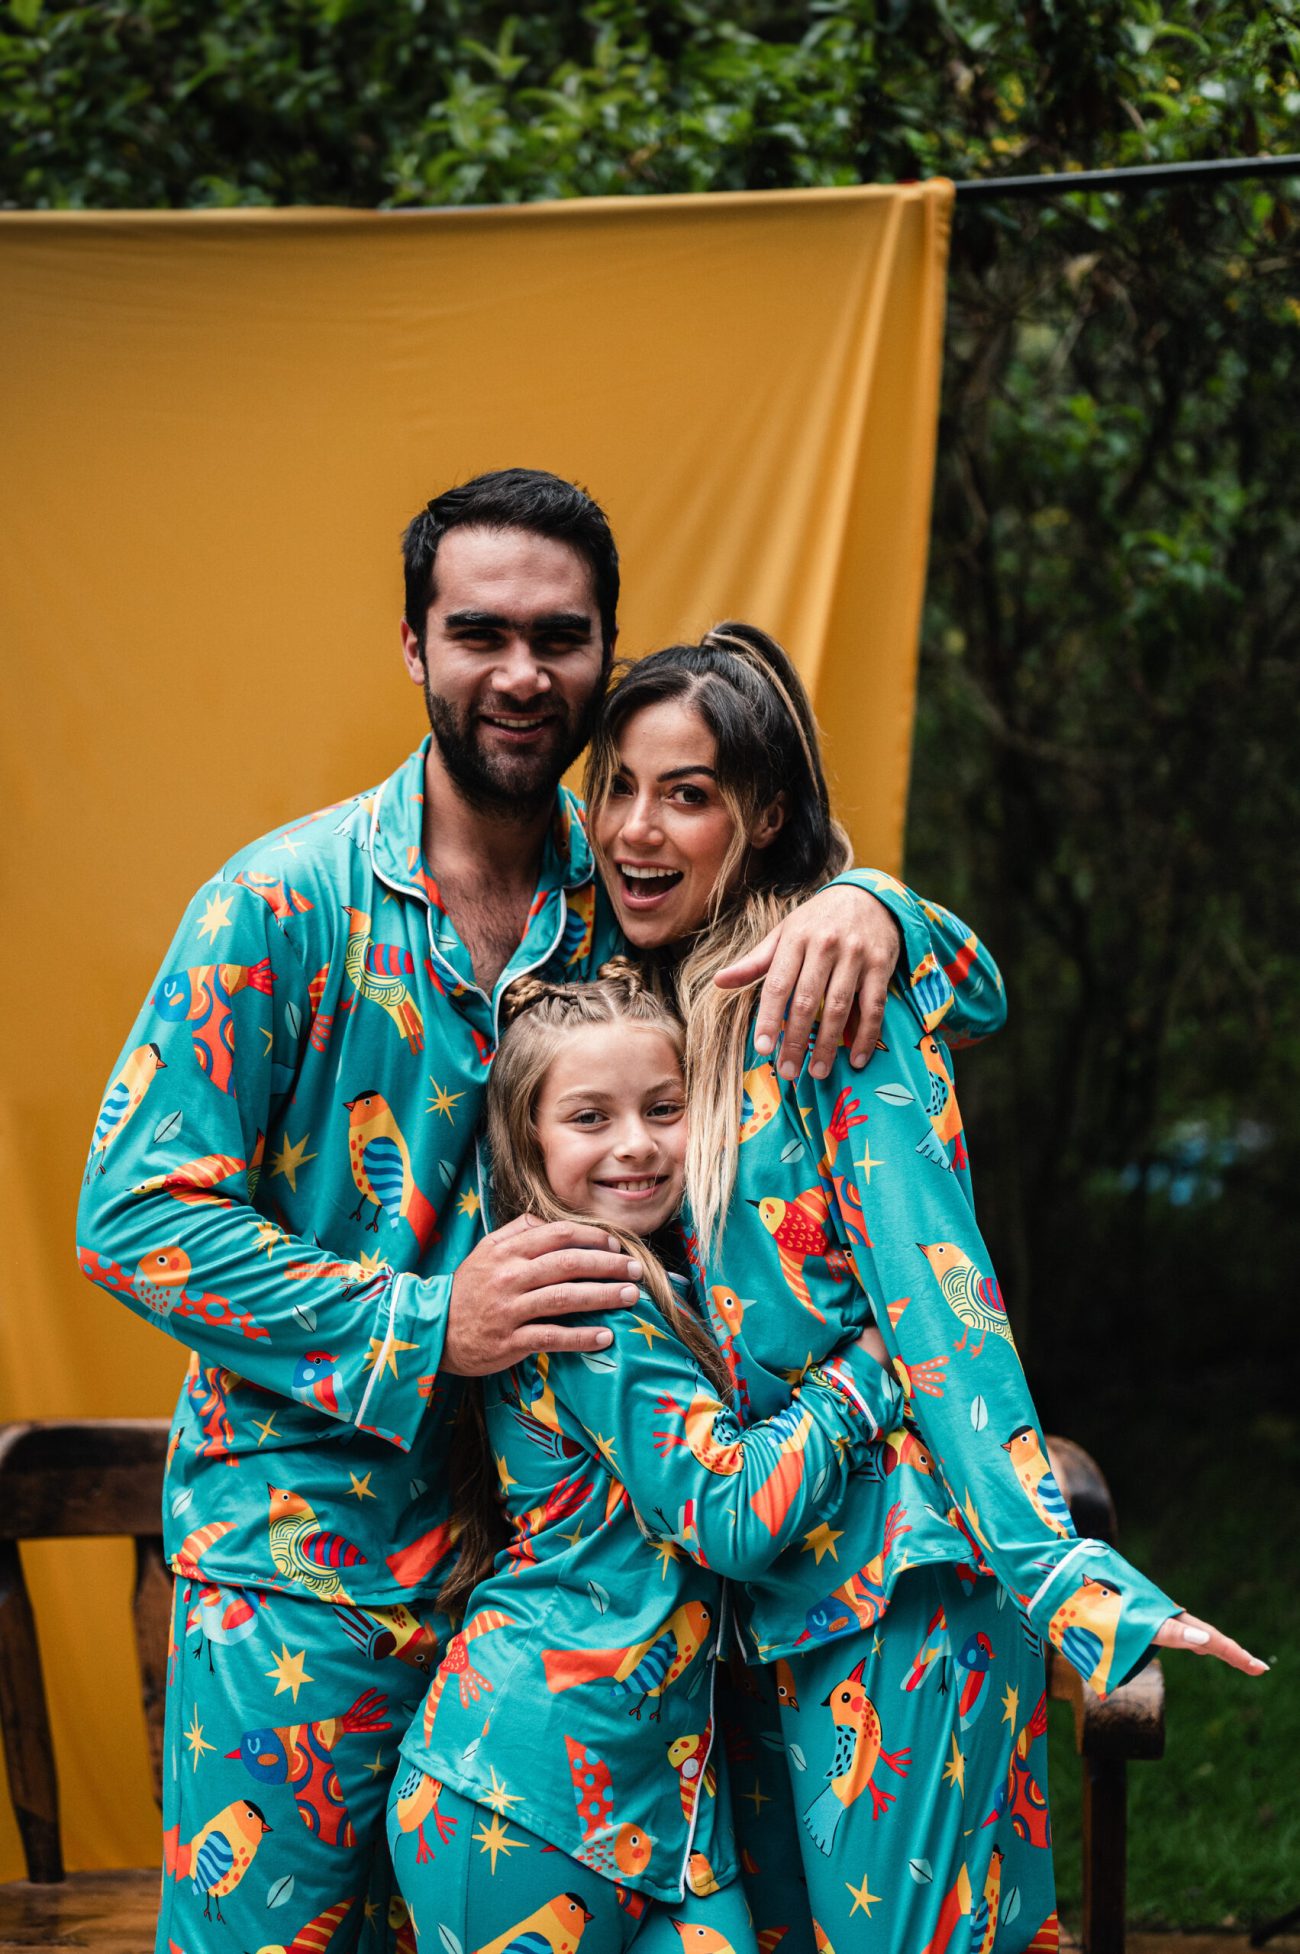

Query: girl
[[388, 965, 902, 1951], [587, 623, 1265, 1953]]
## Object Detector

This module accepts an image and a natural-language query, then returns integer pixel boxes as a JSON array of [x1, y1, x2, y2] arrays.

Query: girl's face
[[593, 697, 782, 949], [534, 1022, 687, 1231]]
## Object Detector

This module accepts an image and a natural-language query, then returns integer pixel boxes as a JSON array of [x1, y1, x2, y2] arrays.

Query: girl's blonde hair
[[437, 960, 731, 1615], [586, 624, 850, 1251]]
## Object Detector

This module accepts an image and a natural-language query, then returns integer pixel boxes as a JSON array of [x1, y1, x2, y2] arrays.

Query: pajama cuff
[[809, 1343, 904, 1457], [827, 868, 956, 1031], [1027, 1536, 1179, 1699], [353, 1272, 452, 1450]]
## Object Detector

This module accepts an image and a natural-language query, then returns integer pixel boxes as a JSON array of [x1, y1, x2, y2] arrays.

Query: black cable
[[950, 152, 1300, 200]]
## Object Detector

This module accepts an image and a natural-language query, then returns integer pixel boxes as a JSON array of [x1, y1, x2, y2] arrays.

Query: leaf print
[[970, 1395, 989, 1432], [291, 1302, 317, 1333], [874, 1084, 915, 1106], [1002, 1887, 1022, 1927], [438, 1159, 455, 1187], [586, 1580, 610, 1615], [439, 1929, 465, 1954], [266, 1873, 295, 1909], [169, 1488, 193, 1518], [461, 1737, 481, 1769], [787, 1743, 808, 1773], [152, 1111, 183, 1145], [579, 1349, 617, 1374], [779, 1138, 805, 1164], [285, 1001, 301, 1041], [810, 1465, 831, 1503], [908, 1859, 933, 1885]]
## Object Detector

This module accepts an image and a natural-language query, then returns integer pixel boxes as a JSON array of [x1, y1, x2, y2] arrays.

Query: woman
[[586, 623, 1264, 1954]]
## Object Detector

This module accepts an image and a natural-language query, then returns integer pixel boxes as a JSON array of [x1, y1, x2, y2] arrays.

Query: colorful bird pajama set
[[77, 740, 628, 1954], [386, 1279, 903, 1951], [685, 872, 1182, 1954]]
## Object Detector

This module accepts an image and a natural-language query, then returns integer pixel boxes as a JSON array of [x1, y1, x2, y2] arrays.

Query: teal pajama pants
[[772, 1566, 1059, 1954], [388, 1780, 761, 1954], [156, 1577, 436, 1954]]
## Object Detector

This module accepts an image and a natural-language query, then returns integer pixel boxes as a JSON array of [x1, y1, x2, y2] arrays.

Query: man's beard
[[422, 676, 603, 819]]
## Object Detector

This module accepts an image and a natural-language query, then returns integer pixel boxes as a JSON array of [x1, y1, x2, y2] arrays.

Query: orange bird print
[[162, 1796, 272, 1921], [420, 1608, 517, 1744], [476, 1893, 594, 1954], [542, 1600, 712, 1720], [85, 1041, 165, 1178], [344, 1089, 440, 1251], [566, 1735, 656, 1879], [652, 1388, 824, 1538], [748, 1186, 845, 1322], [802, 1656, 911, 1852], [915, 1031, 967, 1168], [153, 959, 275, 1094], [1046, 1575, 1124, 1696], [390, 1766, 458, 1863], [342, 907, 424, 1052]]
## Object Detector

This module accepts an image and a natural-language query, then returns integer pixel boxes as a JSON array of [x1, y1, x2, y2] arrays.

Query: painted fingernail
[[754, 1034, 773, 1054], [619, 1284, 639, 1303], [626, 1260, 643, 1280], [1182, 1626, 1211, 1645]]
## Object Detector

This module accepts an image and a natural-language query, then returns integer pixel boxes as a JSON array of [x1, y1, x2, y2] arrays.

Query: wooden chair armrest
[[1048, 1645, 1166, 1761]]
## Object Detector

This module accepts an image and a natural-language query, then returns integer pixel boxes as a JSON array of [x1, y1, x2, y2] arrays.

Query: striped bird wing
[[1060, 1624, 1103, 1677], [975, 1274, 1007, 1318], [1037, 1469, 1074, 1531], [192, 1829, 233, 1891], [362, 1136, 406, 1219], [301, 1526, 367, 1570], [92, 1080, 131, 1144]]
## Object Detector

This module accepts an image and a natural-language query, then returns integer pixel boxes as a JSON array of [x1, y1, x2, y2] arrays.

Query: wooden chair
[[1045, 1434, 1167, 1954], [0, 1418, 171, 1953]]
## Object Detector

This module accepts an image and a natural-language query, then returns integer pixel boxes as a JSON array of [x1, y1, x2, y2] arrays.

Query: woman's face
[[594, 697, 778, 949], [535, 1022, 687, 1231]]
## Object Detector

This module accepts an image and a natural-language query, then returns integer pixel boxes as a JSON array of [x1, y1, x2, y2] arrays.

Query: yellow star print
[[630, 1315, 667, 1349], [1001, 1682, 1020, 1729], [364, 1335, 419, 1379], [184, 1708, 214, 1770], [943, 1731, 966, 1793], [348, 1472, 377, 1501], [269, 1131, 316, 1193], [846, 1871, 883, 1917], [652, 1538, 681, 1578], [855, 1144, 886, 1183], [265, 1643, 313, 1702], [252, 1219, 286, 1257], [363, 1748, 387, 1780], [196, 892, 235, 943], [495, 1452, 517, 1495], [593, 1431, 618, 1468], [483, 1766, 524, 1816], [457, 1188, 481, 1219], [426, 1078, 466, 1122], [801, 1522, 844, 1565], [742, 1777, 771, 1817], [252, 1412, 279, 1446], [473, 1813, 527, 1874]]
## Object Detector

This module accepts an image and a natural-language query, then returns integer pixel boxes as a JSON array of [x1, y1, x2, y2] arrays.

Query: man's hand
[[442, 1213, 642, 1377], [1153, 1610, 1269, 1677], [715, 885, 901, 1081]]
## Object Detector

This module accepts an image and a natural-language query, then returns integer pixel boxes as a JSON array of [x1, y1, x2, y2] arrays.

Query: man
[[78, 470, 917, 1953]]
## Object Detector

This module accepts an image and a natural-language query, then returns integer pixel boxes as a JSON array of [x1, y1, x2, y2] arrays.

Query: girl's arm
[[806, 1033, 1179, 1699], [546, 1303, 902, 1582]]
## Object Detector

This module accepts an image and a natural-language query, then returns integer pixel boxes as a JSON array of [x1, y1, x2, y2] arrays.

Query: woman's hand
[[853, 1323, 892, 1372], [715, 885, 901, 1080], [1153, 1610, 1268, 1676]]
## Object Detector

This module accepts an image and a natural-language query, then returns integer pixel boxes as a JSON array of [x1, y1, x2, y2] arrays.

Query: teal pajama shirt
[[692, 873, 1181, 1953], [77, 740, 623, 1954], [388, 1279, 903, 1946]]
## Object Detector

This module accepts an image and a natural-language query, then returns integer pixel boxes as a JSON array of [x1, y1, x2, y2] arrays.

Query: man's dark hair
[[401, 468, 619, 659]]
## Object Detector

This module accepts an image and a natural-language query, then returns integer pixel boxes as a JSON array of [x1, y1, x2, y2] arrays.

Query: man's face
[[400, 525, 609, 818]]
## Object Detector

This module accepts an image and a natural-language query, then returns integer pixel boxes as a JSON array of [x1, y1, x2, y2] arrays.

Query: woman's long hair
[[437, 961, 732, 1616], [585, 623, 850, 1253]]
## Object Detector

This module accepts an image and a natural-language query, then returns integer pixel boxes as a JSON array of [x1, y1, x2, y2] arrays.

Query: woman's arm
[[546, 1300, 902, 1583]]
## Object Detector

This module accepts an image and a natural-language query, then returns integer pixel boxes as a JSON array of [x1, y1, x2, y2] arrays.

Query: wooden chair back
[[0, 1418, 171, 1884]]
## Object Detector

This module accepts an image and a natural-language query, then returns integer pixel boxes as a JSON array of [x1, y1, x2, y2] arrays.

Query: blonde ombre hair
[[586, 624, 851, 1252], [438, 962, 731, 1615]]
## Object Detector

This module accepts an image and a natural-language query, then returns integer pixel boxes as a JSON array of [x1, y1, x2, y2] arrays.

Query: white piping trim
[[1026, 1536, 1102, 1616]]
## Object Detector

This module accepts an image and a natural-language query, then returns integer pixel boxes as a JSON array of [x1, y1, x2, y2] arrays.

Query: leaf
[[579, 1349, 617, 1373], [266, 1873, 295, 1909], [908, 1858, 933, 1885], [810, 1465, 831, 1502], [788, 1742, 807, 1773], [152, 1110, 183, 1145], [285, 1001, 301, 1041], [438, 1159, 455, 1187], [11, 0, 42, 27], [874, 1083, 915, 1106], [1001, 1887, 1022, 1927], [586, 1580, 610, 1614], [460, 1738, 480, 1769], [170, 1487, 193, 1518], [292, 1302, 317, 1333], [409, 1478, 427, 1499], [439, 1929, 465, 1954], [969, 1395, 989, 1432], [760, 1729, 784, 1752], [779, 1138, 805, 1164]]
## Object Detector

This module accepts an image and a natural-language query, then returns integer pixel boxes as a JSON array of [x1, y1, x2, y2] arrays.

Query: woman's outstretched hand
[[1153, 1610, 1269, 1676]]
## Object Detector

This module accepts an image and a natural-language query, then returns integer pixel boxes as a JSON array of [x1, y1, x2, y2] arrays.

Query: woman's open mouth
[[616, 862, 684, 908]]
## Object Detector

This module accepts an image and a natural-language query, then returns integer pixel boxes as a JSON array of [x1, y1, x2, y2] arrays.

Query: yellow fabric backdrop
[[0, 181, 951, 1876]]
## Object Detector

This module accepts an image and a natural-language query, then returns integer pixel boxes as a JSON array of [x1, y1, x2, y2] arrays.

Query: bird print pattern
[[396, 1274, 898, 1905]]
